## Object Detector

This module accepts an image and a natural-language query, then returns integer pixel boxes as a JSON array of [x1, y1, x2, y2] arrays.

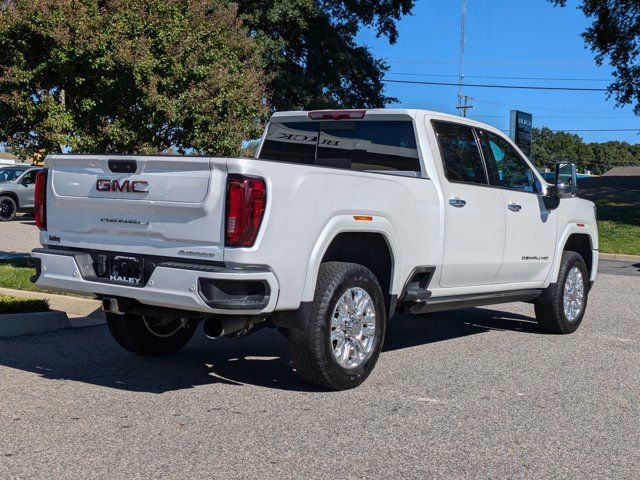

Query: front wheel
[[106, 313, 197, 356], [288, 262, 387, 390], [0, 196, 17, 222], [535, 251, 590, 334]]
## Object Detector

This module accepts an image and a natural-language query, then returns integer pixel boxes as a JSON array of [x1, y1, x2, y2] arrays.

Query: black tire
[[106, 313, 197, 356], [535, 251, 590, 334], [288, 262, 387, 390], [0, 196, 17, 222]]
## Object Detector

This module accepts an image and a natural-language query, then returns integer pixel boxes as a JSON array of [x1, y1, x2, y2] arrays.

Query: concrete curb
[[0, 287, 103, 321], [599, 253, 640, 262], [0, 310, 71, 338], [0, 287, 105, 337]]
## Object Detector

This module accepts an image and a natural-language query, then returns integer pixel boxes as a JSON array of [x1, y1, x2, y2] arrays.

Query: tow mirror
[[555, 162, 578, 197]]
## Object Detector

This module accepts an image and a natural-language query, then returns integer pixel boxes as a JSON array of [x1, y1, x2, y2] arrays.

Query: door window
[[20, 169, 38, 184], [478, 130, 541, 193], [432, 121, 487, 185]]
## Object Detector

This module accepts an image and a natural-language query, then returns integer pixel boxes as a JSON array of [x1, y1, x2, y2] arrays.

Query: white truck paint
[[31, 109, 598, 389]]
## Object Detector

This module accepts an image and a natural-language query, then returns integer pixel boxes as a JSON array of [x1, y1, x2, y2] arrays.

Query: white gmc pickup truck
[[31, 109, 598, 390]]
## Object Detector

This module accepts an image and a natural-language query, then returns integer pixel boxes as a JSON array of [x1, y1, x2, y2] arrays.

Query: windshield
[[0, 168, 28, 182]]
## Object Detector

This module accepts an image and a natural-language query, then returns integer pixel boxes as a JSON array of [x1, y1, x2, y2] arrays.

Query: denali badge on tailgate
[[96, 178, 149, 193]]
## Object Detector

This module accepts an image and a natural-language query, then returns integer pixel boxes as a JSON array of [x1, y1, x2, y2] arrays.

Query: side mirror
[[555, 162, 578, 197], [543, 185, 561, 210]]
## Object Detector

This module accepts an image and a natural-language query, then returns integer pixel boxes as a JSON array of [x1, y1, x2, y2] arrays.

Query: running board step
[[403, 286, 432, 302], [407, 289, 542, 315]]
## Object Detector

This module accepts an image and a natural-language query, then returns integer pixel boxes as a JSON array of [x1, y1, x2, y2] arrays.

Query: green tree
[[532, 127, 640, 175], [0, 0, 268, 159], [550, 0, 640, 114], [237, 0, 414, 111]]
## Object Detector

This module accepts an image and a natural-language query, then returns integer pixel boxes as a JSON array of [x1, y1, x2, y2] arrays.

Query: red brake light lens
[[225, 175, 267, 247], [34, 169, 48, 230], [308, 109, 366, 120]]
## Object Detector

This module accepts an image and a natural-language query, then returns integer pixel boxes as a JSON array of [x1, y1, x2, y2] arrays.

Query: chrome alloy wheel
[[563, 267, 585, 322], [143, 316, 188, 338], [330, 287, 377, 369]]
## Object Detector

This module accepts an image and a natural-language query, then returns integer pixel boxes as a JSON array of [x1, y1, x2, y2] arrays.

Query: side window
[[432, 121, 487, 185], [21, 170, 38, 184], [478, 130, 541, 193]]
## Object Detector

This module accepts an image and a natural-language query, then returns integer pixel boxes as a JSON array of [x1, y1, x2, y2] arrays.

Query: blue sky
[[357, 0, 638, 144]]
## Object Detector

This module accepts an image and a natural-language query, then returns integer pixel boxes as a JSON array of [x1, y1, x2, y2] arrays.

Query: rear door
[[46, 155, 228, 262], [431, 121, 506, 288], [477, 130, 557, 283]]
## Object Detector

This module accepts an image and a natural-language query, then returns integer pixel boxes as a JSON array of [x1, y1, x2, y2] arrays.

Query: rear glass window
[[258, 120, 420, 173], [259, 122, 317, 165]]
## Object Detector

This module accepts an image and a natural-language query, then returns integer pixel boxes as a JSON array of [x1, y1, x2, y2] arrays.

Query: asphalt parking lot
[[0, 214, 41, 258], [0, 270, 638, 479]]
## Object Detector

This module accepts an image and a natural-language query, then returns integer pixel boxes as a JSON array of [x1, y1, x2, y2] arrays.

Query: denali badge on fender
[[96, 178, 149, 193]]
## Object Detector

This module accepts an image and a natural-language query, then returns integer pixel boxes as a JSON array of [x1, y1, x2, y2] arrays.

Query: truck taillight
[[225, 175, 266, 247], [34, 169, 48, 230]]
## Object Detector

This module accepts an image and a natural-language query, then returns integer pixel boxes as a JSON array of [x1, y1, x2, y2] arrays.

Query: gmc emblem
[[96, 179, 149, 193]]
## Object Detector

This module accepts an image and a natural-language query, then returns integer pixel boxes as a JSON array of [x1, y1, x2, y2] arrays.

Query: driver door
[[477, 129, 558, 284]]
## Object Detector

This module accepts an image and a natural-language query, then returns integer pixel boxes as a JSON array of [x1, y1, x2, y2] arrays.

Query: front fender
[[546, 222, 598, 286]]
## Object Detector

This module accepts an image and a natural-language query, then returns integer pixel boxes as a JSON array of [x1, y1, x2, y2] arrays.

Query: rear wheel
[[288, 262, 387, 390], [535, 251, 589, 334], [106, 313, 197, 356], [0, 196, 17, 222]]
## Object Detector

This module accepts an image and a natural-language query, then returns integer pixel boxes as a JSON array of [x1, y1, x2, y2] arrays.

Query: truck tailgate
[[44, 155, 228, 262]]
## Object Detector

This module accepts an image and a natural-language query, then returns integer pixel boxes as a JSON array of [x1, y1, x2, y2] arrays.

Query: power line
[[384, 79, 608, 92], [551, 129, 640, 132], [471, 115, 637, 119], [388, 58, 595, 65], [389, 72, 612, 82], [496, 128, 639, 133]]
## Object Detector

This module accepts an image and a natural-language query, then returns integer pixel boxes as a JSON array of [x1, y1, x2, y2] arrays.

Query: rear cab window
[[258, 118, 421, 175]]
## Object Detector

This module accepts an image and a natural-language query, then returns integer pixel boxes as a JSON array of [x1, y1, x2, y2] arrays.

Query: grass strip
[[0, 294, 49, 314]]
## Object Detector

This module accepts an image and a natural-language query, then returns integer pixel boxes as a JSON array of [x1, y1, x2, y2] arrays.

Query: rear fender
[[300, 215, 400, 302]]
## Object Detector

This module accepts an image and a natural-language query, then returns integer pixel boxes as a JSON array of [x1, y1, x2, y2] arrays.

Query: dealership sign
[[509, 110, 533, 157]]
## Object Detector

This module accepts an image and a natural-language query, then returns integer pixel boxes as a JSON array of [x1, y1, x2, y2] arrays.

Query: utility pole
[[456, 0, 473, 117]]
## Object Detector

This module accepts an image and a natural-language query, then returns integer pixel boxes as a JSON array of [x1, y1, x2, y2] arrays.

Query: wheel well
[[0, 192, 19, 208], [321, 232, 393, 308], [563, 234, 593, 277]]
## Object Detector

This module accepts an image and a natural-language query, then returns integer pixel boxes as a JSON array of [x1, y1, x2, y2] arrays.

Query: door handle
[[449, 198, 466, 208], [508, 203, 522, 212]]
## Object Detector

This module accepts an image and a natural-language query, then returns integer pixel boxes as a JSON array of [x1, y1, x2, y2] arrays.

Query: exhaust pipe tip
[[203, 318, 225, 339], [203, 316, 251, 339]]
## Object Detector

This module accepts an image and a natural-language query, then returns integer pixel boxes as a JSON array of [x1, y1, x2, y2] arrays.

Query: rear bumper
[[31, 248, 279, 315]]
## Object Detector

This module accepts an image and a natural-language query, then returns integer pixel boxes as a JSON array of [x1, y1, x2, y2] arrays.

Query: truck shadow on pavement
[[0, 307, 543, 393]]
